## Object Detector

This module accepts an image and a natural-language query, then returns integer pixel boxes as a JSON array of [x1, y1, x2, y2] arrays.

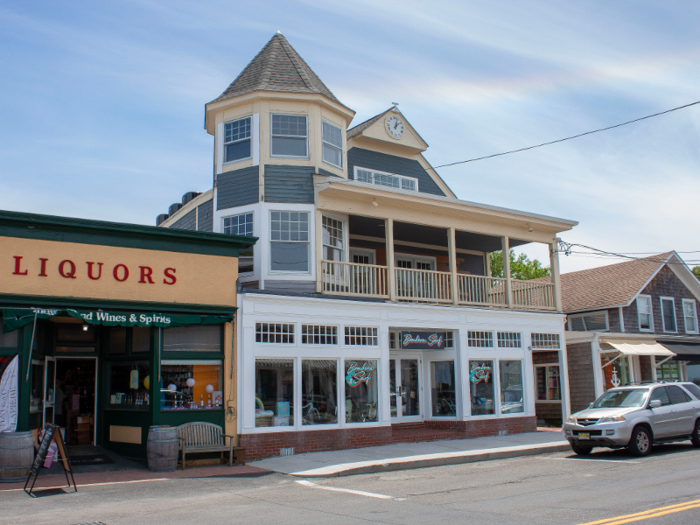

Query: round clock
[[386, 115, 404, 139]]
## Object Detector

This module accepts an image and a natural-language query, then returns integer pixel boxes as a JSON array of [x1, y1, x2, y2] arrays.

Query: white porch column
[[386, 218, 396, 302], [448, 227, 459, 306], [558, 343, 571, 421], [501, 236, 512, 308], [315, 209, 323, 293], [549, 240, 563, 313]]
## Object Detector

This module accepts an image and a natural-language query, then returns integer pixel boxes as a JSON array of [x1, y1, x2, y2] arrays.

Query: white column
[[448, 227, 459, 305], [315, 209, 323, 293], [558, 344, 571, 420], [386, 218, 396, 302], [549, 240, 563, 313], [501, 236, 512, 308]]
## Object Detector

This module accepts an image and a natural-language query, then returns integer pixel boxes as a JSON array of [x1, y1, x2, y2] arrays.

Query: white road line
[[2, 477, 170, 493], [295, 479, 398, 500], [543, 457, 639, 464]]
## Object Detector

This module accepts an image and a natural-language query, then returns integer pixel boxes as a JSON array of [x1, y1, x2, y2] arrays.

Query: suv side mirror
[[649, 400, 662, 409]]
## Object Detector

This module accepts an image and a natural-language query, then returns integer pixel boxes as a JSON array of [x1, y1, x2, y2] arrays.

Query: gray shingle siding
[[264, 165, 315, 203], [170, 209, 196, 231], [217, 166, 259, 210], [347, 147, 447, 197], [197, 200, 213, 232]]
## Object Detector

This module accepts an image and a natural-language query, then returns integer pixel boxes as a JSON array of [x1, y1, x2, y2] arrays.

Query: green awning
[[1, 308, 233, 333]]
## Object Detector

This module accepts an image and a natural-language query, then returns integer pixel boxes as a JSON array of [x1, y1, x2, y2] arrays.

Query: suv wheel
[[691, 420, 700, 448], [629, 426, 652, 457], [570, 443, 592, 455]]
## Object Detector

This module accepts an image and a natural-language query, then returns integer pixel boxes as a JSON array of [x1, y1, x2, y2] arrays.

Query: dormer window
[[354, 167, 418, 192], [322, 121, 343, 168], [271, 114, 308, 158], [224, 117, 252, 163]]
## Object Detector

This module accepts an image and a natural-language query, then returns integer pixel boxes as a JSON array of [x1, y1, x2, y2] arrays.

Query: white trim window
[[322, 216, 344, 262], [535, 364, 561, 401], [350, 248, 375, 265], [223, 212, 254, 274], [255, 323, 294, 344], [270, 211, 310, 272], [497, 332, 522, 348], [568, 311, 609, 332], [354, 167, 418, 192], [468, 331, 493, 348], [271, 114, 308, 158], [322, 120, 343, 168], [637, 295, 653, 331], [224, 117, 252, 163], [530, 333, 560, 350], [301, 325, 338, 345], [660, 297, 677, 333], [345, 327, 378, 346], [683, 299, 698, 334]]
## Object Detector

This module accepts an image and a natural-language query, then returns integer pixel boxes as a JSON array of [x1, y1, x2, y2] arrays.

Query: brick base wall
[[240, 416, 537, 461]]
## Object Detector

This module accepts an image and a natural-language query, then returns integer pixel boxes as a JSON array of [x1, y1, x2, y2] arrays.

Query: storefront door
[[390, 356, 422, 423], [43, 357, 56, 429]]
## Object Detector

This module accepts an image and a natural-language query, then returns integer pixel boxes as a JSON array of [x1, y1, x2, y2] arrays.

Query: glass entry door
[[390, 357, 422, 422], [43, 357, 56, 428]]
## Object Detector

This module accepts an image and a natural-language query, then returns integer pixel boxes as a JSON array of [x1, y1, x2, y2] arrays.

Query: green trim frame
[[0, 294, 237, 315], [0, 209, 257, 257]]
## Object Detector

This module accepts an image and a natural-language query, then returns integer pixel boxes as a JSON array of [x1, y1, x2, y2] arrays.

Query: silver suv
[[563, 382, 700, 457]]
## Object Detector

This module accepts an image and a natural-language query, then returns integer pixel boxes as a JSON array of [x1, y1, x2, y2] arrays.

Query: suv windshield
[[592, 389, 648, 408]]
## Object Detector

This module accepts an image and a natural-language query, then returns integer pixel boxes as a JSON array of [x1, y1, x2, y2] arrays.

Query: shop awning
[[658, 342, 700, 360], [599, 339, 676, 357], [1, 307, 233, 333]]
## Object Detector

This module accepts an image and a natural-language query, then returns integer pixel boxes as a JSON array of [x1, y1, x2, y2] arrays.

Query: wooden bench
[[176, 422, 244, 469]]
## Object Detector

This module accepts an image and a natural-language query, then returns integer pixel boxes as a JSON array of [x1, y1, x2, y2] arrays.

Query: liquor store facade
[[0, 210, 254, 458]]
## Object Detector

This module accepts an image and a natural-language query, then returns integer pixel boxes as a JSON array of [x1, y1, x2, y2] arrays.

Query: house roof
[[560, 252, 674, 313], [210, 33, 342, 106], [347, 109, 392, 139]]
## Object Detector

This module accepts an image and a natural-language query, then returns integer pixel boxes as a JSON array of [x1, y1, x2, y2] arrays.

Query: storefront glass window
[[500, 361, 524, 414], [601, 355, 630, 390], [536, 365, 561, 400], [132, 327, 150, 353], [344, 360, 378, 423], [255, 359, 294, 427], [161, 360, 223, 410], [431, 361, 456, 417], [469, 360, 494, 415], [30, 360, 44, 413], [163, 325, 221, 352], [302, 360, 337, 425], [657, 360, 681, 381], [108, 361, 150, 410], [108, 327, 127, 355]]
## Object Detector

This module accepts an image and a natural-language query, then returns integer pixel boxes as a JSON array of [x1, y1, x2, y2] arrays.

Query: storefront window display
[[431, 361, 456, 417], [255, 359, 294, 427], [302, 360, 337, 425], [344, 360, 378, 423], [161, 361, 223, 410], [469, 360, 494, 416], [108, 361, 150, 410], [535, 365, 561, 400], [601, 355, 630, 390], [656, 360, 681, 381], [500, 361, 524, 414]]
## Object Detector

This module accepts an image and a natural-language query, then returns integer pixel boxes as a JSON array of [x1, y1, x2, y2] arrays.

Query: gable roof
[[347, 109, 392, 139], [210, 33, 343, 106], [559, 252, 678, 313]]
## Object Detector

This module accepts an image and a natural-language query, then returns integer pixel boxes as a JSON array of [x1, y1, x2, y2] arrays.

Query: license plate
[[579, 432, 590, 440]]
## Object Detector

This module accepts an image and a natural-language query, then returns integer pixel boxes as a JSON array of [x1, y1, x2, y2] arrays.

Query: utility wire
[[556, 241, 700, 266], [431, 100, 700, 169]]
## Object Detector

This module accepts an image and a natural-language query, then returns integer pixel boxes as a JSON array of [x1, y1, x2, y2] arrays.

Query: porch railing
[[321, 260, 389, 298], [320, 261, 557, 311]]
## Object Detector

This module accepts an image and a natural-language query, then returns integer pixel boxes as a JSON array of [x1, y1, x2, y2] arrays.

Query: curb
[[290, 442, 572, 477]]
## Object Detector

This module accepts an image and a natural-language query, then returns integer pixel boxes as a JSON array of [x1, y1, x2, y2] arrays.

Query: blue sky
[[0, 1, 698, 273]]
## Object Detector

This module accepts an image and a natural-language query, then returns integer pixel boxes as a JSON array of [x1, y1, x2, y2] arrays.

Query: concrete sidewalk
[[249, 429, 570, 477]]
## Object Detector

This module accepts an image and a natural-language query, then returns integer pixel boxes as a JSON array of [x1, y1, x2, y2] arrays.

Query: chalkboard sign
[[24, 424, 76, 496]]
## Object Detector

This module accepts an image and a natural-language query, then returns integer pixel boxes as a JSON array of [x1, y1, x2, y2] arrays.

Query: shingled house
[[561, 252, 700, 414]]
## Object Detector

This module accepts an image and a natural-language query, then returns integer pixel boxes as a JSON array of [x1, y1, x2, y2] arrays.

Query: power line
[[556, 241, 700, 266], [431, 100, 700, 170]]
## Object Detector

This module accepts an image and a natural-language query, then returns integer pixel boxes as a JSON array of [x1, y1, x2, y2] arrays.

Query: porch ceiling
[[349, 216, 529, 252]]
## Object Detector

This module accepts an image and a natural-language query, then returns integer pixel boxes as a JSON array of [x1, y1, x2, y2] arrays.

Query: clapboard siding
[[217, 166, 259, 210], [197, 200, 213, 232], [347, 147, 446, 196], [170, 209, 196, 231], [264, 165, 315, 204]]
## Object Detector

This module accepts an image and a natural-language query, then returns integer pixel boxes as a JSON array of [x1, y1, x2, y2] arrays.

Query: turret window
[[224, 117, 251, 163], [322, 121, 343, 168], [271, 114, 308, 158]]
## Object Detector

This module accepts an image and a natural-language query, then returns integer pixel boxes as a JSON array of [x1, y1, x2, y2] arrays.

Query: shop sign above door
[[400, 331, 445, 350]]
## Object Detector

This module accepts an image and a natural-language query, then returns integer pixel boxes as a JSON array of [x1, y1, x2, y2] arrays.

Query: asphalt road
[[4, 442, 700, 525]]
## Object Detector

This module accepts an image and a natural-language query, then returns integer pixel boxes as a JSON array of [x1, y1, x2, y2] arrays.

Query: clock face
[[386, 116, 404, 139]]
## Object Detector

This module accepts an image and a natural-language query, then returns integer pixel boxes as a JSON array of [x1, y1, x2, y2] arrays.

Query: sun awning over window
[[599, 339, 675, 357]]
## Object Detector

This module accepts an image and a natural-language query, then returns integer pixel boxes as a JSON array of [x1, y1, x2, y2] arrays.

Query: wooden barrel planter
[[0, 431, 35, 483], [147, 425, 178, 472]]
